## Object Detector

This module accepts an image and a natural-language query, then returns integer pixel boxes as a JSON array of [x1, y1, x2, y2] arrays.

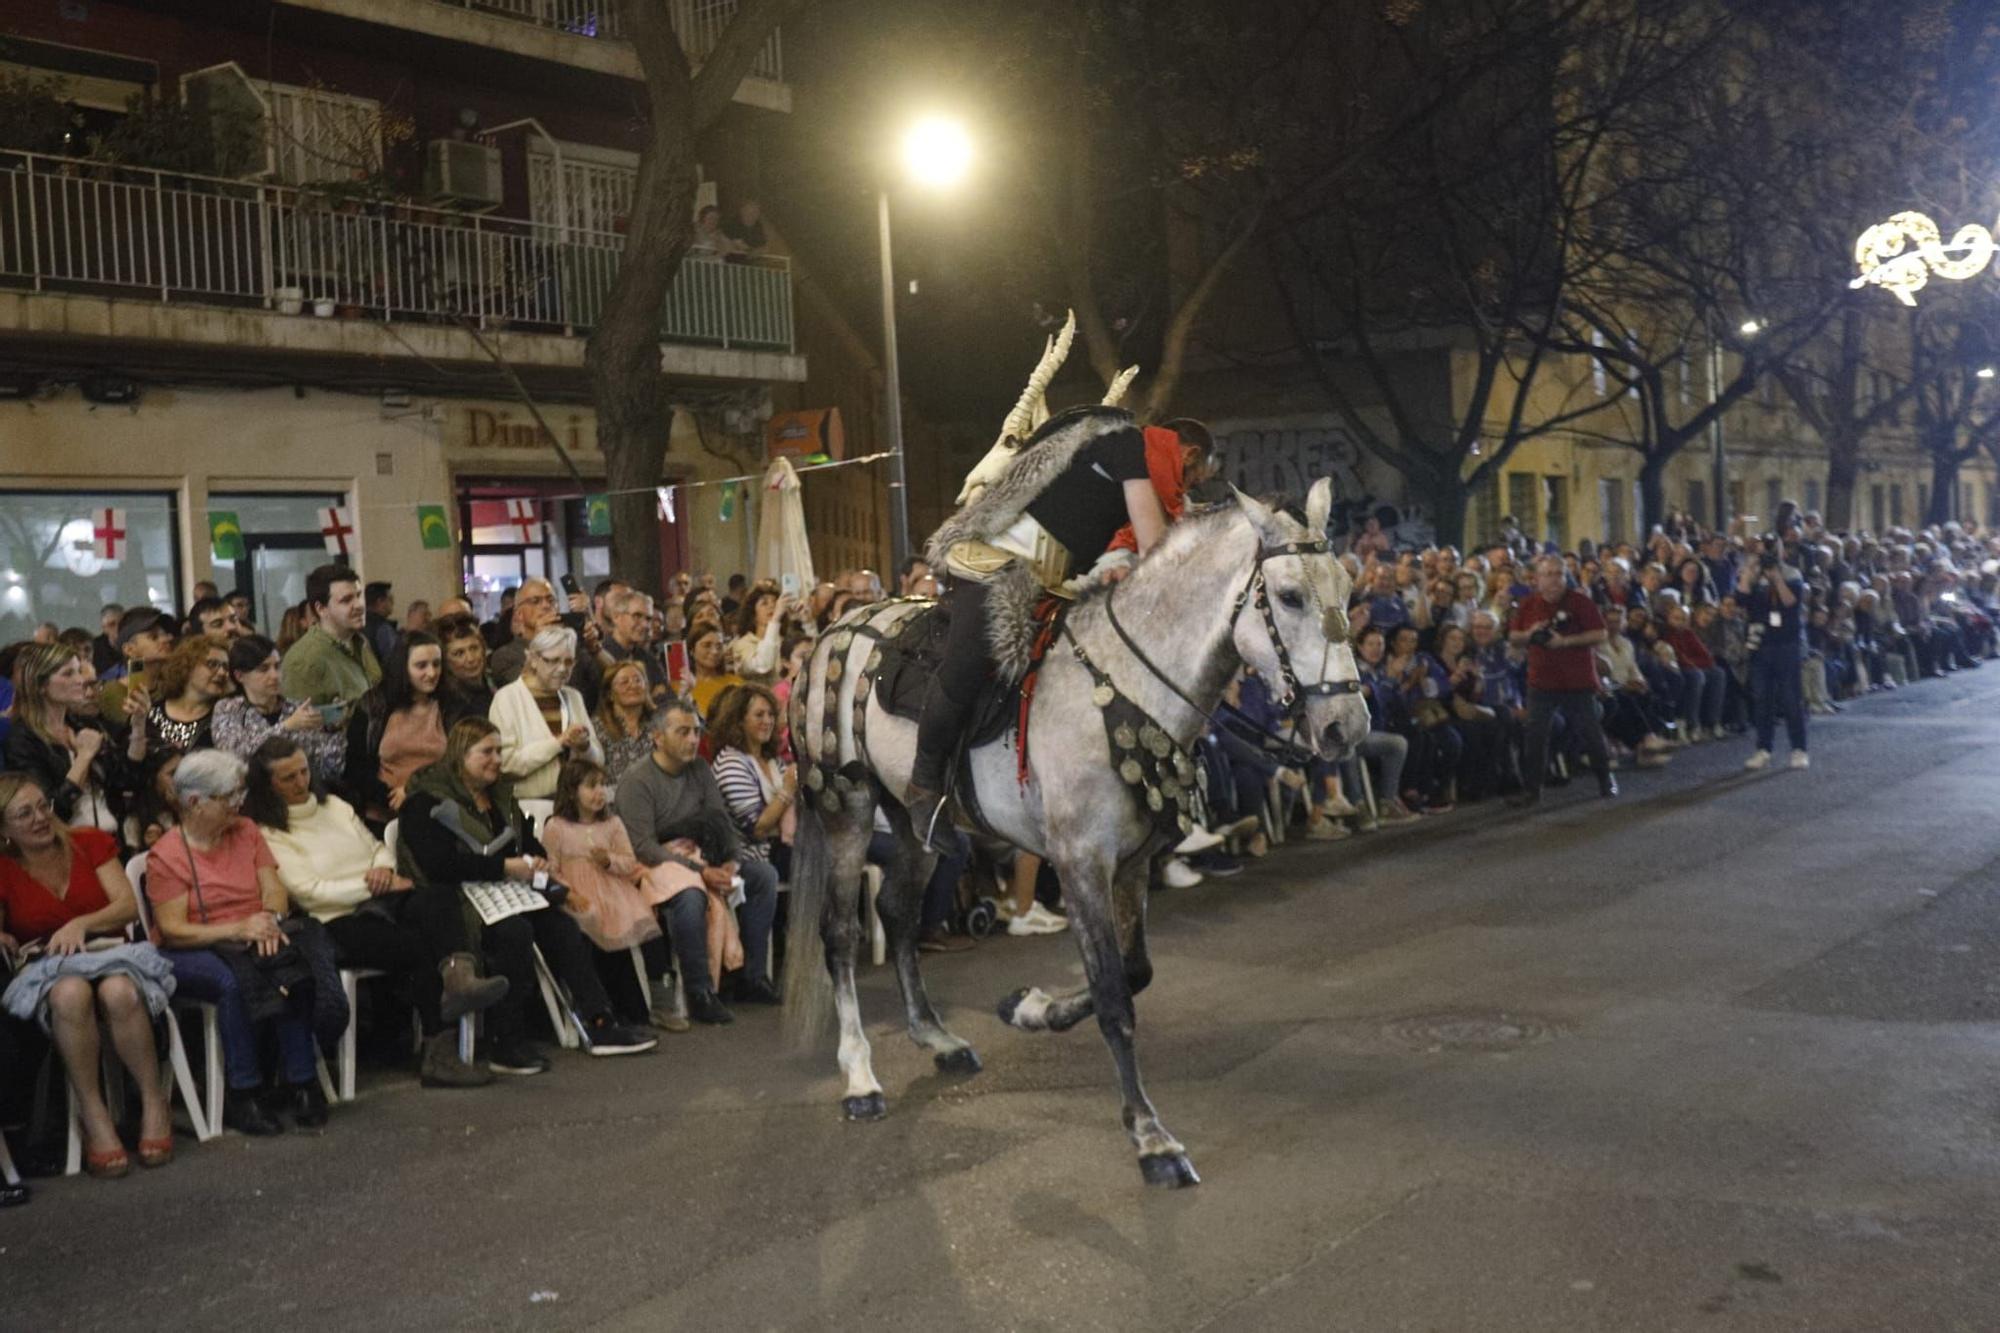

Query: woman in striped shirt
[[707, 683, 796, 881]]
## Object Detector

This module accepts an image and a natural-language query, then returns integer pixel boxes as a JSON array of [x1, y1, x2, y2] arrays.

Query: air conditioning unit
[[424, 140, 503, 210]]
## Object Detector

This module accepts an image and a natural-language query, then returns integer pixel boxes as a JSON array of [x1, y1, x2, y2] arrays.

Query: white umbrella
[[753, 457, 816, 597]]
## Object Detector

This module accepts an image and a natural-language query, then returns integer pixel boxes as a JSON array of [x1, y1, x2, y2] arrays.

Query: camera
[[1758, 535, 1781, 570], [1529, 609, 1570, 649]]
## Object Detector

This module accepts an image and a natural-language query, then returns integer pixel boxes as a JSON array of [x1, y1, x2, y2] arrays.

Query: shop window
[[1804, 478, 1821, 515], [1764, 478, 1782, 521], [1686, 479, 1707, 526], [0, 489, 181, 641]]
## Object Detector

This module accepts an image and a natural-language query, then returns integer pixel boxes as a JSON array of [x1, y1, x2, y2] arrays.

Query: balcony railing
[[424, 0, 783, 82], [0, 149, 794, 354]]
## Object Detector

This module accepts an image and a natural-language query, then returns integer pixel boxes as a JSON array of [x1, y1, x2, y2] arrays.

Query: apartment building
[[0, 1, 888, 640]]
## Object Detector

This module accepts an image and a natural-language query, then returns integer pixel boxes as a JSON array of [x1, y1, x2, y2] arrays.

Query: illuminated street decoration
[[1852, 210, 1996, 305]]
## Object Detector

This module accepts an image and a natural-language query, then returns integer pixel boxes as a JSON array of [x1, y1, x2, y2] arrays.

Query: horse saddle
[[874, 600, 1021, 750]]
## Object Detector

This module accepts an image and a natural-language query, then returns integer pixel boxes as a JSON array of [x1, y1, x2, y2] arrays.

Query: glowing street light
[[880, 115, 975, 567], [1978, 366, 1996, 380], [1740, 319, 1765, 336], [901, 116, 974, 190]]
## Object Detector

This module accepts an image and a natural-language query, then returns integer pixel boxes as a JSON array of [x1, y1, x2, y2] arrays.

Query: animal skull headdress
[[953, 310, 1141, 506]]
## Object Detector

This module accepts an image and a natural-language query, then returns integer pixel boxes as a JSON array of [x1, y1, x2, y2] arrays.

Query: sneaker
[[583, 1017, 660, 1057], [1223, 814, 1263, 840], [1173, 825, 1226, 855], [489, 1041, 553, 1076], [1377, 800, 1420, 825], [729, 976, 783, 1006], [1744, 749, 1771, 771], [1187, 849, 1243, 877], [1788, 750, 1810, 770], [1636, 750, 1670, 768], [685, 988, 735, 1026], [1321, 796, 1362, 819], [1639, 734, 1670, 753], [1303, 815, 1350, 841], [918, 924, 976, 952], [1160, 857, 1204, 890], [1007, 905, 1068, 936], [648, 977, 691, 1033], [1023, 901, 1068, 929]]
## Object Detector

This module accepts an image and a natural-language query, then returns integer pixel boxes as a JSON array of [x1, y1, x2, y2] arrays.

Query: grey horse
[[782, 478, 1369, 1187]]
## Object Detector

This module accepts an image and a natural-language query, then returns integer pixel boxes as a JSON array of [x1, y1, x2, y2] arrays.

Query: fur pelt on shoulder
[[925, 406, 1140, 567], [981, 564, 1045, 683]]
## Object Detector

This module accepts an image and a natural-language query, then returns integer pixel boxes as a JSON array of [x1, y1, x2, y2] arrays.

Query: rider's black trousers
[[912, 579, 993, 793]]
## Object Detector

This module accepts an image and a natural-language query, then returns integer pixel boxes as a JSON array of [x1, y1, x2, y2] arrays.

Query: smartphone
[[780, 571, 800, 598], [559, 573, 582, 598], [666, 640, 689, 682], [318, 698, 347, 728]]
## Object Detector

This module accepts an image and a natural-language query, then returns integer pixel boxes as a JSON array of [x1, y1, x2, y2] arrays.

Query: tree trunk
[[1638, 453, 1668, 541], [1926, 446, 1964, 526], [1411, 468, 1468, 550], [1823, 438, 1858, 532]]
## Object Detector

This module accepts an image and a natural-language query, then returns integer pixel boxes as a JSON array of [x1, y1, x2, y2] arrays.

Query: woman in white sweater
[[243, 736, 505, 1088], [488, 625, 602, 799]]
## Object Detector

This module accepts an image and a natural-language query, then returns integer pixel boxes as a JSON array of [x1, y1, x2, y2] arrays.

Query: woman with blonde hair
[[3, 643, 143, 838], [594, 659, 654, 787]]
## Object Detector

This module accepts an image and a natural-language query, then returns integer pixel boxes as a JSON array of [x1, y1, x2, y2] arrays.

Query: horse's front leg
[[877, 812, 980, 1075], [1053, 847, 1197, 1188], [998, 853, 1153, 1034], [823, 821, 884, 1120]]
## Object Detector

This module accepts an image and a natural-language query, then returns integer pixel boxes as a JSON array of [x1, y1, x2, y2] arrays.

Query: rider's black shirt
[[1025, 426, 1149, 561]]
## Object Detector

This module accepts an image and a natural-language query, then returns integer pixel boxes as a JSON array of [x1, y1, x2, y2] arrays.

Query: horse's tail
[[780, 792, 835, 1049]]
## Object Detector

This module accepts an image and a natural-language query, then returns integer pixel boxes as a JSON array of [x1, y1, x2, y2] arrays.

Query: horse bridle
[[1099, 534, 1362, 745]]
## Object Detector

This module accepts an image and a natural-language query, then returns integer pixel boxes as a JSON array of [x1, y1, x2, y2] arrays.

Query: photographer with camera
[[1506, 555, 1616, 808], [1737, 532, 1810, 770]]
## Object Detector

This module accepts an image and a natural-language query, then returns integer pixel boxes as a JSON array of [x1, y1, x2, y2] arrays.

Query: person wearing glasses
[[144, 634, 236, 758], [145, 750, 327, 1137], [490, 626, 603, 801], [487, 578, 603, 711]]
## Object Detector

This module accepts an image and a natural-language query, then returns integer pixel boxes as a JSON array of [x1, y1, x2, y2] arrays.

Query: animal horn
[[1101, 365, 1140, 407], [1002, 310, 1075, 440]]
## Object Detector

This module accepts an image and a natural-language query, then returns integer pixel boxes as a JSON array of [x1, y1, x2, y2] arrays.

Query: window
[[1506, 472, 1538, 539], [1764, 478, 1782, 521], [1686, 479, 1708, 525], [207, 491, 347, 636], [1599, 478, 1626, 545], [264, 81, 385, 186], [1804, 478, 1821, 515], [528, 143, 640, 236], [1590, 329, 1607, 396], [1677, 347, 1691, 407], [1871, 484, 1886, 533], [1542, 475, 1568, 549], [1918, 483, 1930, 523], [1471, 473, 1501, 549], [0, 489, 181, 640], [1727, 479, 1747, 523], [1889, 483, 1904, 527]]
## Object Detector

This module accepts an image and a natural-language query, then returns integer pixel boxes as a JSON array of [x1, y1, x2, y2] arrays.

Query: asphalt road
[[9, 671, 2000, 1331]]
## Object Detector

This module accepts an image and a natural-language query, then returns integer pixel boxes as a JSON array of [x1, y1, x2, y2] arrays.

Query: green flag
[[208, 511, 245, 561], [416, 504, 453, 550], [585, 493, 612, 536], [719, 480, 739, 523]]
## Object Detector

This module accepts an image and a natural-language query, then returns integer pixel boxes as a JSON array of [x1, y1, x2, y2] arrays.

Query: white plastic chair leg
[[863, 866, 886, 967], [164, 1019, 213, 1141], [532, 945, 581, 1048], [338, 971, 361, 1104], [1355, 758, 1379, 824], [199, 1004, 224, 1140], [0, 1128, 19, 1187], [629, 945, 651, 997], [456, 1012, 478, 1065]]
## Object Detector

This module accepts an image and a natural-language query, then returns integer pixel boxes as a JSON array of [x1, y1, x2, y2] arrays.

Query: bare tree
[[586, 0, 812, 597]]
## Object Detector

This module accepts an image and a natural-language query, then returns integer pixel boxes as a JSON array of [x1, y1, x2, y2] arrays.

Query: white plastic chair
[[863, 866, 886, 967], [122, 852, 219, 1144]]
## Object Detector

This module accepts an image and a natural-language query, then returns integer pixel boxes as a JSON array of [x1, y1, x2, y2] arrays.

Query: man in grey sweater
[[616, 701, 781, 1023]]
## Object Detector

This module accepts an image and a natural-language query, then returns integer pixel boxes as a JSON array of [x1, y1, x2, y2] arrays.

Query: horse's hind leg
[[878, 809, 980, 1075], [1052, 846, 1197, 1188], [824, 814, 885, 1120], [998, 854, 1153, 1035]]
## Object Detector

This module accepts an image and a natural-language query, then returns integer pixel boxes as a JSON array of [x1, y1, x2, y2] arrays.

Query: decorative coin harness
[[1065, 632, 1199, 840]]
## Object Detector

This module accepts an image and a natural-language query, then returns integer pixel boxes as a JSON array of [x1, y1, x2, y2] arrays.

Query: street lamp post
[[1708, 318, 1763, 530], [878, 116, 973, 573]]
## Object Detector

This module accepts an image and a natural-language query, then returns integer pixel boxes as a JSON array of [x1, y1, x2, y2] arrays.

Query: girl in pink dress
[[542, 760, 698, 952]]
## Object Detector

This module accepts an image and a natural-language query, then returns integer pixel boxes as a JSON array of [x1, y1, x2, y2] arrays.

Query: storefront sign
[[767, 408, 843, 462], [448, 405, 601, 456]]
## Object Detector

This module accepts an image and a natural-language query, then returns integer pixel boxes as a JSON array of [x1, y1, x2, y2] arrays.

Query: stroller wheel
[[965, 899, 998, 939]]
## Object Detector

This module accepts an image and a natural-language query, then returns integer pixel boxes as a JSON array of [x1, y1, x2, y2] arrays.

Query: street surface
[[8, 673, 2000, 1331]]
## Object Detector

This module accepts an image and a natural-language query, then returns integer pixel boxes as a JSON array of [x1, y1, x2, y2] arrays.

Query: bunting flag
[[656, 486, 676, 523], [320, 506, 355, 559], [417, 504, 453, 550], [585, 493, 612, 536], [718, 480, 739, 523], [91, 507, 127, 565], [505, 497, 541, 544], [208, 511, 245, 561]]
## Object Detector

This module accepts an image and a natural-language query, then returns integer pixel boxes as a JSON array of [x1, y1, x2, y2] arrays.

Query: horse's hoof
[[996, 988, 1030, 1027], [1138, 1152, 1201, 1189], [933, 1046, 982, 1076], [841, 1092, 887, 1122]]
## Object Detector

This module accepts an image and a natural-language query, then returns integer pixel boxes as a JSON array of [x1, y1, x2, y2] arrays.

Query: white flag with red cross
[[320, 506, 356, 559], [91, 507, 128, 566], [505, 497, 541, 544]]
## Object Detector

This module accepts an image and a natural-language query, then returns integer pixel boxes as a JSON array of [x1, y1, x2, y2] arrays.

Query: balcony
[[0, 149, 799, 384], [271, 0, 789, 110]]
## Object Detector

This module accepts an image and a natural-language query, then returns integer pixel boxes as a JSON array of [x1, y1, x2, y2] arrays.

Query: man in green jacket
[[281, 564, 382, 711]]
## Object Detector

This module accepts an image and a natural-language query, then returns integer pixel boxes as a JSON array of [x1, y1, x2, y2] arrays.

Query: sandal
[[84, 1146, 130, 1179], [138, 1137, 175, 1169]]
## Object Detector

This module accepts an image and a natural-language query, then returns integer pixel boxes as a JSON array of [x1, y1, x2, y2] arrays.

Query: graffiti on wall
[[1209, 417, 1433, 546]]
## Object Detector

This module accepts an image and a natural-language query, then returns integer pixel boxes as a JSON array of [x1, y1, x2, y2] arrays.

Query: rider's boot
[[909, 675, 975, 853]]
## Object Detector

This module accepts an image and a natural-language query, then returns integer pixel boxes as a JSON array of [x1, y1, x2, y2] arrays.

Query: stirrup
[[909, 785, 951, 852]]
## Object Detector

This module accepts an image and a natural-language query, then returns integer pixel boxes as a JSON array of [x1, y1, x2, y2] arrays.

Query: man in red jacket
[[1507, 554, 1616, 807]]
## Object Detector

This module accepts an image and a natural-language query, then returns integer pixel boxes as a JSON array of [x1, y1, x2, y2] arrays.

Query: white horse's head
[[1229, 478, 1369, 758]]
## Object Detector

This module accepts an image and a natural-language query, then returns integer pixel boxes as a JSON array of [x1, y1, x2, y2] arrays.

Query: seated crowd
[[2, 501, 1993, 1201]]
